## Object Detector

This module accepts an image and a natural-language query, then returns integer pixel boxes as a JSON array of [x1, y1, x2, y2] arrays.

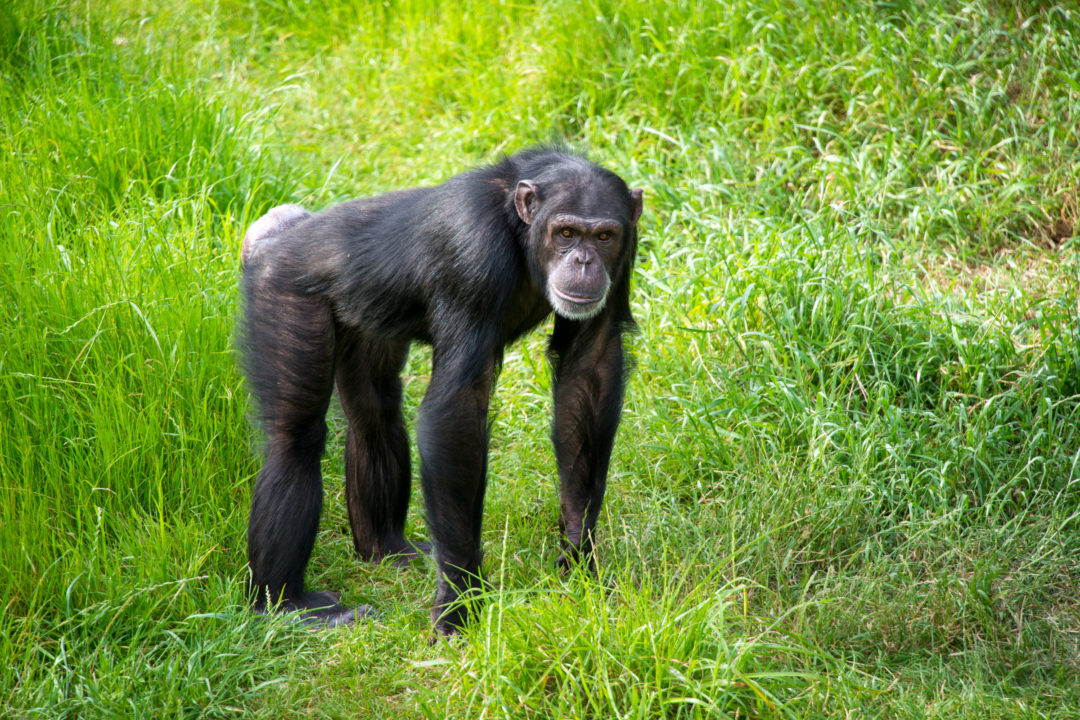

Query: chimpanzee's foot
[[256, 590, 378, 629], [385, 540, 433, 567], [361, 537, 433, 567], [555, 542, 598, 575]]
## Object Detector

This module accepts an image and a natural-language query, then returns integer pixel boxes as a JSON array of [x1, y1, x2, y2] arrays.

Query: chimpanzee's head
[[514, 160, 643, 320]]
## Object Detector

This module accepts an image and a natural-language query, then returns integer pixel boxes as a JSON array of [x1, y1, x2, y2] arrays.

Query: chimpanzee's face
[[540, 212, 625, 319], [515, 176, 642, 321]]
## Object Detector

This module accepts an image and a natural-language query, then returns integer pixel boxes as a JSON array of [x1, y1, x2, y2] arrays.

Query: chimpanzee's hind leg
[[242, 272, 373, 626], [336, 329, 431, 566]]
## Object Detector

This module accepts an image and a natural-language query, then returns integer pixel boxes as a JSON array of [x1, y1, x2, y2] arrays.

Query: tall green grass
[[2, 0, 1078, 717]]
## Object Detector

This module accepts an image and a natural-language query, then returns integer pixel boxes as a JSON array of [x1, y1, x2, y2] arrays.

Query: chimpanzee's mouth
[[550, 287, 603, 305]]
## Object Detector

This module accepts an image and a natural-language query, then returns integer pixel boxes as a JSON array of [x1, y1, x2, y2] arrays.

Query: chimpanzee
[[239, 147, 643, 634]]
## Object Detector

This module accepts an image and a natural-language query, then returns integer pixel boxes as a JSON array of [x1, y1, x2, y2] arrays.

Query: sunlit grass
[[1, 0, 1078, 717]]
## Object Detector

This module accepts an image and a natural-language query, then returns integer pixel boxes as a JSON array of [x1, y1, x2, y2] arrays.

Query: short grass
[[2, 0, 1078, 717]]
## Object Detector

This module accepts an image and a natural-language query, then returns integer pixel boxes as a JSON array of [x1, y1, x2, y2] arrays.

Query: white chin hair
[[549, 288, 606, 321]]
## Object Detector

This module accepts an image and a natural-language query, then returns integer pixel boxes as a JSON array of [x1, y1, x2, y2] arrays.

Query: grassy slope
[[1, 0, 1078, 717]]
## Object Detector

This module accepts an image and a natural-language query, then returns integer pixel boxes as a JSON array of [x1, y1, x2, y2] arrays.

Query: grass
[[1, 0, 1078, 716]]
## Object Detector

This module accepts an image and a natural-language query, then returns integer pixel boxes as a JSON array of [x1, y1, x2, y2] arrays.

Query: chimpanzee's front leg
[[549, 314, 627, 571], [417, 340, 497, 635]]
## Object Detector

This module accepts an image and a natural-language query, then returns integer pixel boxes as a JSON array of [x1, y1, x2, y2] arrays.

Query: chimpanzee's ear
[[514, 180, 540, 225], [630, 188, 643, 226]]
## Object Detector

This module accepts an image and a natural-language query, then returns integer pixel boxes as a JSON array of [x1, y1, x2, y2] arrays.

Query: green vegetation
[[2, 0, 1077, 716]]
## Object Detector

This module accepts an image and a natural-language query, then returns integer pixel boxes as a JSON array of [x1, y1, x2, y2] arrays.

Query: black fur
[[239, 148, 643, 634]]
